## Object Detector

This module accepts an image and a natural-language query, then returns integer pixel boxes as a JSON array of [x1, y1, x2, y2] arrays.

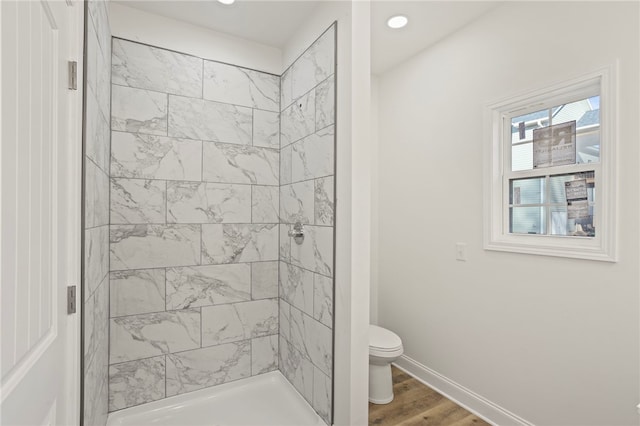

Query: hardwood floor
[[368, 367, 491, 426]]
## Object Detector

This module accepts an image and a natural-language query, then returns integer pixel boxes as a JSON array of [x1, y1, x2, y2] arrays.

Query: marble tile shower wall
[[83, 1, 111, 425], [108, 38, 281, 411], [278, 25, 335, 425]]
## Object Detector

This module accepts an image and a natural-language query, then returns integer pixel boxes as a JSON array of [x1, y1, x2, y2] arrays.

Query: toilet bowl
[[369, 324, 403, 404]]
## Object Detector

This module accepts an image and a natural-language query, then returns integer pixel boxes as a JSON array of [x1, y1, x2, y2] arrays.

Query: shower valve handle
[[288, 222, 305, 245]]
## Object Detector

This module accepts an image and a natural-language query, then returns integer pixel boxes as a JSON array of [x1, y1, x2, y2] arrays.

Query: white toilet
[[369, 324, 404, 404]]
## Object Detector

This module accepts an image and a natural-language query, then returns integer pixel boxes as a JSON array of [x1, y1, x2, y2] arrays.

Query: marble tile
[[85, 364, 108, 425], [110, 178, 166, 224], [313, 367, 332, 425], [279, 336, 313, 403], [96, 38, 111, 126], [84, 287, 96, 367], [85, 18, 98, 97], [315, 76, 335, 129], [93, 279, 110, 357], [251, 335, 278, 375], [279, 299, 291, 340], [110, 309, 201, 363], [109, 357, 165, 411], [85, 159, 110, 229], [168, 95, 252, 145], [112, 85, 168, 136], [291, 125, 334, 183], [110, 269, 165, 317], [84, 277, 109, 369], [251, 186, 279, 223], [290, 307, 332, 376], [251, 261, 278, 300], [88, 0, 111, 121], [112, 38, 203, 98], [166, 264, 251, 310], [202, 142, 278, 186], [280, 181, 314, 225], [280, 67, 293, 111], [291, 225, 333, 277], [202, 299, 278, 346], [279, 262, 314, 316], [111, 131, 202, 181], [166, 341, 250, 397], [281, 90, 315, 147], [201, 224, 278, 264], [253, 110, 279, 149], [291, 26, 335, 100], [85, 225, 109, 299], [88, 0, 110, 62], [85, 87, 110, 173], [314, 274, 333, 328], [84, 327, 108, 424], [110, 224, 201, 271], [314, 176, 334, 226], [167, 181, 251, 224], [280, 144, 292, 185], [279, 224, 291, 263], [203, 61, 279, 111]]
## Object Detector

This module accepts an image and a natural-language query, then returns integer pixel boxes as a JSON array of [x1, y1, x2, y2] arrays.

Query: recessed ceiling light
[[218, 0, 235, 5], [387, 15, 408, 29]]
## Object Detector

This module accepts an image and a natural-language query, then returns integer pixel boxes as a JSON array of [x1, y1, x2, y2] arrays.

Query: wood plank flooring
[[368, 366, 491, 426]]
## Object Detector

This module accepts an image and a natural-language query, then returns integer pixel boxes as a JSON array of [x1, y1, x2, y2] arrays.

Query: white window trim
[[484, 65, 618, 262]]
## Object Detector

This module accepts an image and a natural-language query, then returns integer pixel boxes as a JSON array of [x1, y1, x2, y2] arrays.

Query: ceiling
[[371, 1, 500, 74], [117, 1, 320, 48], [117, 0, 501, 75]]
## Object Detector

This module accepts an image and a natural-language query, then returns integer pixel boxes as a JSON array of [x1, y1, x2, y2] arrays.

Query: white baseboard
[[393, 355, 534, 426]]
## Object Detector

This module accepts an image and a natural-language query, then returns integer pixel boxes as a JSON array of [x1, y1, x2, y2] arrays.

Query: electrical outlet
[[455, 243, 467, 261]]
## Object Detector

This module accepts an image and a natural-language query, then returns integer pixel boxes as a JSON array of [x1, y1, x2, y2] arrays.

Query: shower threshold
[[106, 371, 326, 426]]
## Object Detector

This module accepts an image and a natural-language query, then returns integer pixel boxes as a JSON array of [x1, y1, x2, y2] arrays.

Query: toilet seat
[[369, 325, 403, 357]]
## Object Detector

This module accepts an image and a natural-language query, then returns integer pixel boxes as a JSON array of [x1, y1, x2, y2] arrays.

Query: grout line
[[280, 122, 335, 151], [111, 127, 268, 148], [111, 81, 279, 113], [108, 175, 280, 188]]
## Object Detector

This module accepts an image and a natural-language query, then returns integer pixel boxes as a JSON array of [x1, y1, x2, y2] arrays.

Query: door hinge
[[68, 61, 77, 90], [67, 285, 77, 314]]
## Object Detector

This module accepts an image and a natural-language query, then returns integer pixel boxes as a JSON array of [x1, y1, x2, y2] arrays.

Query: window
[[484, 67, 617, 261]]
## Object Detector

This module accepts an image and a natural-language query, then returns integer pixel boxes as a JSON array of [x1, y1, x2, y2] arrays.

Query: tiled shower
[[82, 1, 336, 424]]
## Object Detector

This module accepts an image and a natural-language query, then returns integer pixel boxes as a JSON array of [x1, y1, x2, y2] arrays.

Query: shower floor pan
[[106, 371, 325, 426]]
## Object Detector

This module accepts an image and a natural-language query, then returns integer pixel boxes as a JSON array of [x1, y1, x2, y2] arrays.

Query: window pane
[[549, 172, 595, 204], [552, 97, 598, 125], [512, 143, 533, 171], [511, 109, 549, 144], [510, 206, 546, 235], [576, 129, 600, 164], [550, 205, 595, 237], [510, 177, 544, 205], [512, 96, 600, 170]]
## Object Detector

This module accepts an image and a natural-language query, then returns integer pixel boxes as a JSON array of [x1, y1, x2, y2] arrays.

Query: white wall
[[375, 2, 639, 425], [108, 3, 282, 74], [282, 2, 372, 425]]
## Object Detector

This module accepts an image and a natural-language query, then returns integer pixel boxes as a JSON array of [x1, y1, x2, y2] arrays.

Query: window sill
[[484, 234, 617, 262]]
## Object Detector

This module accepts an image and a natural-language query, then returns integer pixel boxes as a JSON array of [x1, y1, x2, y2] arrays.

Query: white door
[[1, 0, 83, 425]]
